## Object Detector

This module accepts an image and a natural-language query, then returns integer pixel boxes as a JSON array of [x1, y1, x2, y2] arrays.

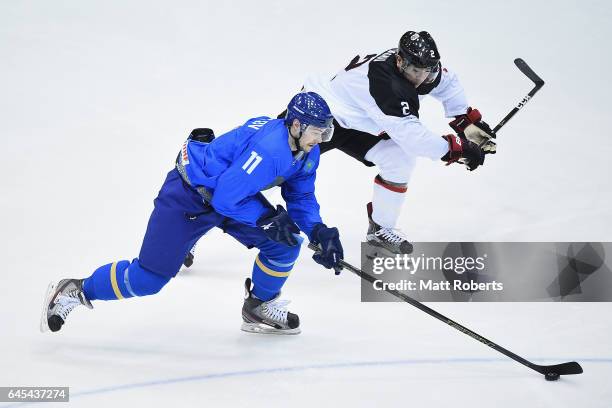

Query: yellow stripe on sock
[[110, 262, 124, 299], [255, 255, 291, 278]]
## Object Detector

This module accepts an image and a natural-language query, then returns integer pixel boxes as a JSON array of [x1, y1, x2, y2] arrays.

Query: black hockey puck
[[48, 315, 65, 332], [545, 372, 560, 381]]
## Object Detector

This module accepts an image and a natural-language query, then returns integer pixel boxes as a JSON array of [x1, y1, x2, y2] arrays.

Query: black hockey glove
[[188, 128, 215, 143], [310, 223, 344, 275], [441, 134, 485, 171], [256, 205, 300, 247], [449, 107, 497, 154]]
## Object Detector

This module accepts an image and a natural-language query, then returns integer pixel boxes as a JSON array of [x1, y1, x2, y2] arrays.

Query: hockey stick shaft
[[309, 243, 582, 377], [491, 58, 545, 134]]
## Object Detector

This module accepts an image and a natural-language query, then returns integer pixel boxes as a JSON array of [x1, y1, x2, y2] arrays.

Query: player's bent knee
[[125, 260, 171, 297], [282, 234, 303, 262], [286, 237, 303, 259], [376, 158, 414, 183], [366, 140, 415, 182]]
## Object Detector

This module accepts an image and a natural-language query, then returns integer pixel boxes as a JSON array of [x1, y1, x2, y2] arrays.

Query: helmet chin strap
[[294, 128, 305, 161], [288, 123, 306, 159], [398, 59, 419, 78]]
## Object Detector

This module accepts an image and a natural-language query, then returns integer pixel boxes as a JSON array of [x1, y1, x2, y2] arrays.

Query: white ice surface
[[1, 1, 611, 407]]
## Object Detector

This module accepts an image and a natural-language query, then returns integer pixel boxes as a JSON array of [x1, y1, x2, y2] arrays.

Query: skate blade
[[39, 281, 57, 333], [241, 322, 301, 335]]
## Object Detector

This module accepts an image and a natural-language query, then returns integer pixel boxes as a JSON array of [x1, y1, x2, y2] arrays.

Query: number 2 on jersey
[[344, 54, 377, 71]]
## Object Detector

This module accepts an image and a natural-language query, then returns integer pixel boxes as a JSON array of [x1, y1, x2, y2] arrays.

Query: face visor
[[399, 58, 440, 85], [421, 62, 440, 84], [300, 121, 335, 142]]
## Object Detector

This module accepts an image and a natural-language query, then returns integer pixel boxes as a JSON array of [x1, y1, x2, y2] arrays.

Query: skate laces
[[54, 290, 84, 320], [261, 299, 290, 323], [375, 227, 407, 244], [55, 291, 82, 320]]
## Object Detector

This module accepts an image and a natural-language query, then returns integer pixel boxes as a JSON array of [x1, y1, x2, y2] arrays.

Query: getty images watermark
[[370, 252, 503, 292], [361, 242, 612, 302]]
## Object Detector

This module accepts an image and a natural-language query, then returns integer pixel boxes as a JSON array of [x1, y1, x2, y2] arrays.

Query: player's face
[[289, 119, 334, 152], [299, 125, 325, 152], [397, 57, 437, 87], [403, 65, 433, 87]]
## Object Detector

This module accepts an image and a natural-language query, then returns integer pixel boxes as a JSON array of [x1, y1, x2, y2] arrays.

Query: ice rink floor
[[3, 264, 612, 407]]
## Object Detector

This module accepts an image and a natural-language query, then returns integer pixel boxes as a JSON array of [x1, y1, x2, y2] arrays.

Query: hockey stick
[[308, 243, 583, 380], [488, 58, 545, 138]]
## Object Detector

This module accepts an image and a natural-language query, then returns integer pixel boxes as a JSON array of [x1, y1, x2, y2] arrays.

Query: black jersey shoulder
[[367, 49, 420, 118]]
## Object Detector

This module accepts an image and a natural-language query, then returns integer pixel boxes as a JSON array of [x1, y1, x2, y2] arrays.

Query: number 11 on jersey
[[242, 151, 263, 174]]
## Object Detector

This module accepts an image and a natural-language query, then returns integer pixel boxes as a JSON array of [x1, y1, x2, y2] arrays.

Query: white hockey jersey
[[303, 49, 469, 160]]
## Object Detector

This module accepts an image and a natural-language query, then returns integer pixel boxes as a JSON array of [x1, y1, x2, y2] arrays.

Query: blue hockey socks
[[82, 259, 170, 301], [251, 253, 295, 301]]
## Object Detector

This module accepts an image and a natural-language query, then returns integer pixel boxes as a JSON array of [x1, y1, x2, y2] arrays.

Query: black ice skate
[[183, 245, 196, 268], [40, 279, 92, 333], [365, 202, 414, 255], [241, 278, 300, 335]]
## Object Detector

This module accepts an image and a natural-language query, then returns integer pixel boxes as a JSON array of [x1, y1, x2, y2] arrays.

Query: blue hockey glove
[[256, 205, 300, 247], [311, 223, 344, 274]]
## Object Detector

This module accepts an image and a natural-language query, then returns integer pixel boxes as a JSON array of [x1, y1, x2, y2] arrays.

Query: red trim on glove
[[466, 107, 482, 123], [442, 134, 464, 165], [449, 106, 482, 133]]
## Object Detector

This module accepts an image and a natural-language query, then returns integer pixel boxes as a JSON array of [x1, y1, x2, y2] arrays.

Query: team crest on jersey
[[304, 160, 315, 172], [181, 141, 189, 165]]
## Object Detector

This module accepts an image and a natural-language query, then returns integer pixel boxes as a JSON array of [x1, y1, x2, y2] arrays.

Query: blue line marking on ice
[[1, 357, 611, 407]]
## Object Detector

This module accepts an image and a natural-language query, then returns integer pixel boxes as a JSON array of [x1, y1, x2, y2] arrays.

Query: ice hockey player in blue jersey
[[40, 92, 343, 335]]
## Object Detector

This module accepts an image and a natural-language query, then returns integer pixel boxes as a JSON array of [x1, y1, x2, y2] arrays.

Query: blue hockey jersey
[[177, 117, 323, 238]]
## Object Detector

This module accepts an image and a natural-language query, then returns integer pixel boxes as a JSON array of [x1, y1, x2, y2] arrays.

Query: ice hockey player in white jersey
[[301, 30, 496, 254]]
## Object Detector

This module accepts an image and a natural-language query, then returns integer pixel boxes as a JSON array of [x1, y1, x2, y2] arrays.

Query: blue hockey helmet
[[285, 92, 334, 142]]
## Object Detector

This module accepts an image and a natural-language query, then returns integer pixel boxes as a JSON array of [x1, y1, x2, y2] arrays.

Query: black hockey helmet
[[397, 31, 440, 69]]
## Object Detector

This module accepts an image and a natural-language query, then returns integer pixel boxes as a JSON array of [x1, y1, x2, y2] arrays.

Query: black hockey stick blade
[[536, 361, 583, 376], [514, 58, 545, 88]]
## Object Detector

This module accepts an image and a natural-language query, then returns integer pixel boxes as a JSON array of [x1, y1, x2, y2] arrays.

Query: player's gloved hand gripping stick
[[310, 224, 344, 275], [256, 205, 300, 247], [446, 58, 545, 170], [441, 134, 485, 171], [449, 107, 497, 154]]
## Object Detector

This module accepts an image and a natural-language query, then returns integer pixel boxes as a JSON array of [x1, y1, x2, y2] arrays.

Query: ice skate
[[183, 244, 196, 268], [365, 202, 414, 255], [40, 279, 93, 333], [241, 278, 300, 335]]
